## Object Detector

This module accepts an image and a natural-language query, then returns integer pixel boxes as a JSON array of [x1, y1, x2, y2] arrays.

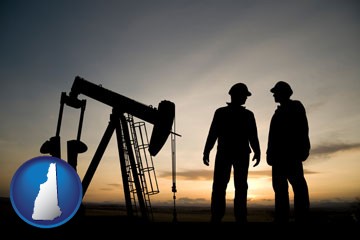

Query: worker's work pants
[[272, 159, 310, 223], [211, 152, 250, 223]]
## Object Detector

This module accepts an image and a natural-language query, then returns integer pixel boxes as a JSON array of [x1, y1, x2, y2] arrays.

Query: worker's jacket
[[203, 103, 260, 158], [266, 99, 310, 164]]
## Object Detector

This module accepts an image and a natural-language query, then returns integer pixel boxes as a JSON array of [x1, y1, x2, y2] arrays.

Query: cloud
[[304, 169, 318, 175], [249, 169, 317, 177], [159, 169, 212, 181], [310, 142, 360, 158], [107, 183, 122, 188], [99, 183, 122, 191], [158, 141, 360, 181], [159, 169, 320, 181], [177, 197, 208, 206], [151, 197, 209, 207], [306, 101, 325, 114]]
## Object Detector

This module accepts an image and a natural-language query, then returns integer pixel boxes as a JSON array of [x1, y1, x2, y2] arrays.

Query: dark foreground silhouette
[[266, 81, 311, 223], [1, 198, 359, 238], [203, 83, 261, 223]]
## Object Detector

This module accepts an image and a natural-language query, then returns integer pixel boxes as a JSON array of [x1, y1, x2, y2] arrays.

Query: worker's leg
[[289, 162, 310, 223], [272, 164, 290, 223], [233, 155, 250, 223], [211, 154, 232, 222]]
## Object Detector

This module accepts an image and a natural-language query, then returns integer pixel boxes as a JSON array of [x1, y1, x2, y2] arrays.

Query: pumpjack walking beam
[[69, 76, 176, 157]]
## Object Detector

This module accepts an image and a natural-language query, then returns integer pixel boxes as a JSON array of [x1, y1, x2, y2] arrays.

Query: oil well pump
[[40, 76, 179, 222]]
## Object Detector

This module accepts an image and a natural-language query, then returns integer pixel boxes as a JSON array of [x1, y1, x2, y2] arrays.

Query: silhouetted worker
[[203, 83, 261, 223], [266, 81, 310, 223]]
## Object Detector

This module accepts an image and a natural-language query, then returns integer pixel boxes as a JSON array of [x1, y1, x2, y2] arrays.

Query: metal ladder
[[119, 130, 138, 217], [124, 113, 159, 220]]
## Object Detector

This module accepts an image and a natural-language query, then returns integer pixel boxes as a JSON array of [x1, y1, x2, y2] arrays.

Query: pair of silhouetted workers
[[203, 81, 310, 224]]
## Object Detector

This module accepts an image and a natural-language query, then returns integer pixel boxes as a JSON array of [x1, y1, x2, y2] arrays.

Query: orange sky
[[1, 1, 360, 209]]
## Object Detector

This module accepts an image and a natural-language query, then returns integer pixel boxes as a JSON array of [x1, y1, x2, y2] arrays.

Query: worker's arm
[[203, 111, 219, 166], [249, 112, 261, 167]]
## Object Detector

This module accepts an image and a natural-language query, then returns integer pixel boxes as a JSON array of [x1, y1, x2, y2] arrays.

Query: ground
[[1, 198, 359, 238]]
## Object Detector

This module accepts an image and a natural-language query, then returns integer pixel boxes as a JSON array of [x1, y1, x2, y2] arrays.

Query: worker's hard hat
[[270, 81, 293, 97], [229, 83, 251, 96]]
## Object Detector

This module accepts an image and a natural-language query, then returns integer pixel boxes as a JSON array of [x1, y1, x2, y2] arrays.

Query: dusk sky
[[1, 0, 360, 208]]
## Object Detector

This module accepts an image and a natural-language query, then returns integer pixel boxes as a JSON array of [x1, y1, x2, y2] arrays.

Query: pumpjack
[[40, 76, 179, 222]]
